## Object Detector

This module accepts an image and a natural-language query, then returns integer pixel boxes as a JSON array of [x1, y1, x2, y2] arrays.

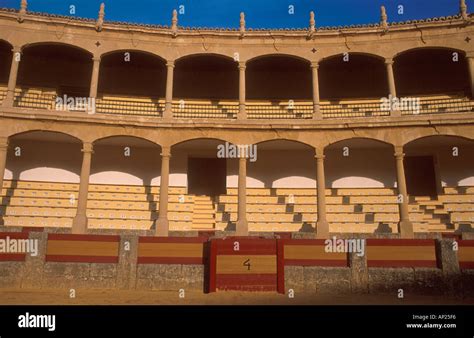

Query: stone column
[[89, 56, 101, 99], [311, 62, 322, 119], [466, 53, 474, 98], [0, 138, 8, 194], [156, 146, 171, 236], [72, 142, 94, 234], [164, 60, 175, 119], [394, 146, 414, 238], [3, 46, 22, 107], [236, 156, 248, 236], [385, 58, 400, 117], [238, 61, 246, 119], [315, 148, 329, 238]]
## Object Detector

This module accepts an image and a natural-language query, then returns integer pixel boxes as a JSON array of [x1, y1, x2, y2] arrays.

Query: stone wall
[[0, 228, 473, 297]]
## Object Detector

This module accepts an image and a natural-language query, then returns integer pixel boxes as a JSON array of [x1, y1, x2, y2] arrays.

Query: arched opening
[[394, 48, 470, 97], [325, 138, 397, 234], [0, 40, 12, 86], [172, 138, 229, 230], [2, 131, 82, 228], [89, 136, 162, 230], [404, 135, 474, 233], [319, 53, 388, 100], [98, 51, 166, 97], [174, 54, 238, 100], [17, 44, 92, 98], [246, 55, 311, 100]]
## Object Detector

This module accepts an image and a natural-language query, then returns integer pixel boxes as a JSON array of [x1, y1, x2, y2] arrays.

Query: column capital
[[238, 61, 246, 70], [12, 46, 22, 55], [466, 51, 474, 59], [166, 60, 175, 68], [314, 147, 325, 159], [82, 142, 94, 154], [310, 61, 319, 69], [92, 56, 101, 62], [394, 145, 404, 158], [161, 146, 171, 157], [385, 57, 394, 65]]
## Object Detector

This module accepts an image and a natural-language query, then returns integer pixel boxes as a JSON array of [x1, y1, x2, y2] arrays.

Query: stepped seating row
[[1, 180, 473, 232]]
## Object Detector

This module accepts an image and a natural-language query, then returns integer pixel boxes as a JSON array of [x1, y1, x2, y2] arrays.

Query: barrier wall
[[0, 228, 474, 297]]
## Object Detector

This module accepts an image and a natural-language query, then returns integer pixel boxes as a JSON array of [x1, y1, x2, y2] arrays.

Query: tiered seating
[[0, 180, 197, 231], [440, 187, 474, 229], [216, 187, 403, 233], [400, 94, 474, 115], [0, 85, 7, 105], [246, 101, 313, 119], [13, 87, 56, 110], [1, 180, 471, 233], [96, 94, 164, 117], [172, 100, 239, 119], [321, 98, 387, 118]]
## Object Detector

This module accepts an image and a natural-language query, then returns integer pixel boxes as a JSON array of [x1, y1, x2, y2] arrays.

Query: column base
[[72, 214, 88, 234], [235, 219, 248, 236], [237, 104, 246, 120], [163, 103, 173, 119], [312, 105, 322, 119], [399, 220, 414, 239], [155, 217, 169, 237], [2, 95, 14, 108], [390, 110, 402, 117], [316, 220, 329, 239]]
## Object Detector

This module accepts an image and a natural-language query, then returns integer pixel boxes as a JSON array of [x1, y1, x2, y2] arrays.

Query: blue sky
[[0, 0, 470, 29]]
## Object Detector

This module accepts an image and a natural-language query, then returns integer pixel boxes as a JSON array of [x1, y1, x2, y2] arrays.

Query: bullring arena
[[0, 1, 473, 304]]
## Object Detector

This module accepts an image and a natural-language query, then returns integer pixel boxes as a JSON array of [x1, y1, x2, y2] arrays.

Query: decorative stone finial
[[95, 3, 105, 32], [18, 0, 27, 23], [380, 5, 388, 31], [460, 0, 469, 21], [240, 12, 246, 37], [171, 9, 178, 36], [309, 11, 316, 32]]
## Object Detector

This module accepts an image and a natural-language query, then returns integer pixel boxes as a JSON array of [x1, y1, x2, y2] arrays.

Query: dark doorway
[[404, 156, 438, 196], [188, 158, 226, 196]]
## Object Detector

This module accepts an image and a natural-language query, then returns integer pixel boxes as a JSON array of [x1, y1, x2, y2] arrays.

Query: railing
[[400, 96, 474, 115], [4, 86, 474, 120]]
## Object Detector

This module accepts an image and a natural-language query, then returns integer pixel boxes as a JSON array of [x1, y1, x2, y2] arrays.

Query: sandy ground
[[0, 288, 472, 305]]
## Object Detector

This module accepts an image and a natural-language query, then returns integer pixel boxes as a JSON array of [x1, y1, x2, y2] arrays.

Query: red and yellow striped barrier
[[458, 240, 474, 269], [366, 239, 437, 268], [45, 234, 120, 263], [210, 238, 278, 292], [137, 237, 208, 264], [277, 239, 349, 293], [0, 232, 30, 261]]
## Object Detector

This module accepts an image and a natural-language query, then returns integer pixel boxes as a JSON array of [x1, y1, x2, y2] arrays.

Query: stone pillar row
[[0, 139, 415, 238], [2, 46, 444, 119]]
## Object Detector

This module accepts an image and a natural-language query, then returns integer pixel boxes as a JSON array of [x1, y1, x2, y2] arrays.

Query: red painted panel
[[138, 236, 208, 243], [137, 257, 204, 264], [284, 259, 349, 267], [48, 234, 120, 242], [45, 255, 119, 263], [366, 239, 436, 246], [216, 274, 277, 291], [0, 254, 26, 261]]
